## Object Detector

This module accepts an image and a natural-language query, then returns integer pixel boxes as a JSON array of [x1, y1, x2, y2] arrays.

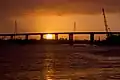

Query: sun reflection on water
[[44, 52, 55, 80]]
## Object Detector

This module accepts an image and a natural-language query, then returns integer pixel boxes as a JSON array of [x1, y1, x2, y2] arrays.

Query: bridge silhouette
[[0, 32, 120, 43]]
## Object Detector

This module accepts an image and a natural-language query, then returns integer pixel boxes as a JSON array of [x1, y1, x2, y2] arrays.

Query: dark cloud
[[0, 0, 120, 17]]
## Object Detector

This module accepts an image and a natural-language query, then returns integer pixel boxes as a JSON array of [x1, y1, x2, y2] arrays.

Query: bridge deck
[[0, 32, 120, 36]]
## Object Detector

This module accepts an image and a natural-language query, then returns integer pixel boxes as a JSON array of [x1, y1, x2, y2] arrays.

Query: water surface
[[0, 44, 120, 80]]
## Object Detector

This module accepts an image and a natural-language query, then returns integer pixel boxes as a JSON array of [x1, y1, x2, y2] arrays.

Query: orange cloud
[[0, 0, 120, 17]]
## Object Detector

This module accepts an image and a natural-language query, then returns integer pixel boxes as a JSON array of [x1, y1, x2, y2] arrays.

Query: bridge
[[0, 32, 120, 43]]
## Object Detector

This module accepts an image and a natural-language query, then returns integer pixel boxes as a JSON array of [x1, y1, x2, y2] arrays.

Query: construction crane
[[108, 28, 111, 32], [102, 8, 111, 37]]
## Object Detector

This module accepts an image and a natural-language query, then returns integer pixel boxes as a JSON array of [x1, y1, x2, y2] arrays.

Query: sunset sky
[[0, 0, 120, 33]]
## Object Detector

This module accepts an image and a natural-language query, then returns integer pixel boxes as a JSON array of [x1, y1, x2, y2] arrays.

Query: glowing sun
[[46, 34, 53, 39]]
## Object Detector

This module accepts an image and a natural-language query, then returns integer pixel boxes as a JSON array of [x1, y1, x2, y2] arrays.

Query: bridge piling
[[25, 35, 29, 40], [55, 34, 58, 40], [69, 33, 73, 45], [40, 34, 44, 40], [10, 35, 14, 40], [90, 33, 94, 43]]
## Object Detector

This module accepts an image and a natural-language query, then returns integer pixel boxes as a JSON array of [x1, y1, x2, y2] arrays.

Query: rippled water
[[0, 44, 120, 80]]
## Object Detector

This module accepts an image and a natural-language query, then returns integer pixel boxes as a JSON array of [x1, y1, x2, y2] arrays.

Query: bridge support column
[[10, 35, 14, 40], [55, 34, 58, 40], [69, 33, 73, 45], [40, 34, 44, 40], [25, 35, 29, 40], [90, 33, 94, 44]]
